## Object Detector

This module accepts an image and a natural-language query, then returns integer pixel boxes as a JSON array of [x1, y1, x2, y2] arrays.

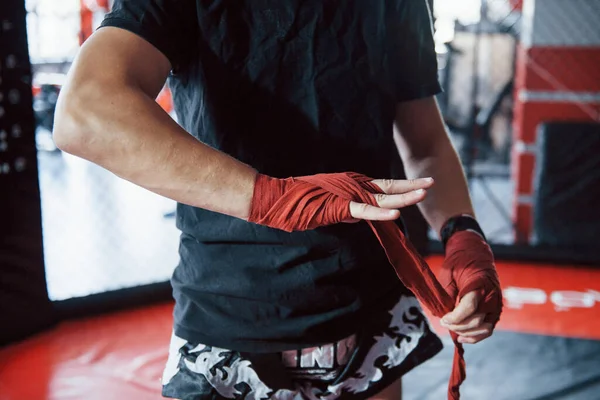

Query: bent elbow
[[53, 89, 97, 157], [53, 114, 80, 155]]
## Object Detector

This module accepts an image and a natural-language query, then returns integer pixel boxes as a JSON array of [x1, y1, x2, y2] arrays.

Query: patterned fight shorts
[[162, 294, 443, 400]]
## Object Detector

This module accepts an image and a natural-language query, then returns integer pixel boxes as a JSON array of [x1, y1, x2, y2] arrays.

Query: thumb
[[442, 291, 480, 325]]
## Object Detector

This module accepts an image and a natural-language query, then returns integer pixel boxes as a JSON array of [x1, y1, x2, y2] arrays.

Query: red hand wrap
[[248, 173, 355, 231], [249, 172, 478, 399], [440, 231, 503, 327]]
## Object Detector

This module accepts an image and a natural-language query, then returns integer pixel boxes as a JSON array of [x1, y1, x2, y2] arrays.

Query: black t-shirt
[[101, 0, 441, 352]]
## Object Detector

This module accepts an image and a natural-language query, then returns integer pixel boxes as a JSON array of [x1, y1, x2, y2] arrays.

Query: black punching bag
[[0, 0, 56, 345]]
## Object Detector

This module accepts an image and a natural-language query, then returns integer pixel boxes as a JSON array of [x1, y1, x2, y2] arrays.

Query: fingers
[[346, 177, 433, 222], [372, 188, 428, 209], [456, 323, 494, 344], [441, 291, 480, 325], [349, 202, 400, 221], [442, 313, 494, 344], [371, 177, 434, 194], [440, 313, 485, 333], [441, 291, 494, 344], [457, 323, 494, 338]]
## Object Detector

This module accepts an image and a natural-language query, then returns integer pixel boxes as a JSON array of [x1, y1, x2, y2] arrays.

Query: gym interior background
[[1, 0, 599, 399]]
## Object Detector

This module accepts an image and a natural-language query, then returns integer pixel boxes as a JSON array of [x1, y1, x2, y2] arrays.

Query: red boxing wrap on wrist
[[440, 231, 503, 327], [249, 172, 485, 399], [248, 174, 353, 231]]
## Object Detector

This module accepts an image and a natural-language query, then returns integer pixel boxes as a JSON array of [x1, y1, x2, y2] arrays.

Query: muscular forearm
[[393, 98, 475, 235], [396, 132, 474, 233], [54, 84, 257, 220]]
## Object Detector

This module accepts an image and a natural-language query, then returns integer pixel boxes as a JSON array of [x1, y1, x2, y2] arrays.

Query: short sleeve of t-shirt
[[99, 0, 197, 71], [387, 0, 441, 102]]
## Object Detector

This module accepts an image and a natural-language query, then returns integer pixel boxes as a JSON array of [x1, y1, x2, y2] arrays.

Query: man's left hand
[[438, 230, 503, 344]]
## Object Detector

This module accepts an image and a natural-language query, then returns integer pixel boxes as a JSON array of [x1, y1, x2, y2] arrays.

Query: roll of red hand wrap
[[440, 231, 503, 327], [248, 172, 475, 399]]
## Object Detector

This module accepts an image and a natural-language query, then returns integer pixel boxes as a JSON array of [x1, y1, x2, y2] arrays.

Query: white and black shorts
[[162, 294, 442, 400]]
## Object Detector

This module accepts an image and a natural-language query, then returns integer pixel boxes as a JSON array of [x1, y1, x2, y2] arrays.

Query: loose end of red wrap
[[448, 334, 467, 400]]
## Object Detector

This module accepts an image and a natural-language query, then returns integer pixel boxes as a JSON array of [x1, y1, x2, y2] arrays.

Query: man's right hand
[[248, 173, 434, 232]]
